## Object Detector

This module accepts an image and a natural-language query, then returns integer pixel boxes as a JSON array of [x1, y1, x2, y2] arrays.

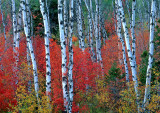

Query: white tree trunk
[[101, 16, 108, 44], [27, 42, 32, 92], [95, 0, 99, 61], [64, 0, 68, 42], [68, 0, 74, 112], [16, 8, 22, 49], [11, 0, 17, 51], [20, 0, 39, 101], [11, 0, 19, 84], [117, 0, 140, 112], [39, 0, 51, 99], [58, 0, 69, 111], [84, 0, 96, 62], [143, 0, 156, 110], [78, 0, 85, 51], [98, 0, 104, 76], [147, 1, 151, 29], [112, 0, 117, 33], [115, 0, 129, 83], [90, 0, 95, 35], [131, 0, 136, 70]]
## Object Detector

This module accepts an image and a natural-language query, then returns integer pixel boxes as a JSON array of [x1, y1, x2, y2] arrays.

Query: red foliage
[[105, 18, 115, 35], [0, 37, 17, 111], [0, 14, 149, 112], [35, 38, 101, 112]]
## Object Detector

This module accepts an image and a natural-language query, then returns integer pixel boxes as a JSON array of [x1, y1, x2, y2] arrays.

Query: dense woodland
[[0, 0, 160, 112]]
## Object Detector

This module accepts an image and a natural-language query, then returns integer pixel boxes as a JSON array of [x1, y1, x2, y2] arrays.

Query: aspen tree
[[84, 0, 96, 62], [101, 15, 108, 44], [112, 0, 117, 33], [147, 0, 151, 29], [25, 0, 32, 93], [16, 8, 22, 49], [117, 0, 140, 112], [11, 0, 17, 52], [45, 0, 51, 39], [98, 0, 104, 75], [39, 0, 51, 99], [76, 1, 82, 49], [11, 0, 19, 84], [131, 0, 136, 70], [68, 0, 74, 112], [64, 0, 68, 42], [78, 0, 85, 51], [58, 0, 69, 111], [143, 0, 156, 110], [20, 0, 39, 101], [115, 0, 129, 83], [90, 0, 95, 34], [95, 0, 99, 61]]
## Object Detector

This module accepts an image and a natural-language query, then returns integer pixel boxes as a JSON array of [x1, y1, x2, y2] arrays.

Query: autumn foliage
[[0, 12, 159, 113]]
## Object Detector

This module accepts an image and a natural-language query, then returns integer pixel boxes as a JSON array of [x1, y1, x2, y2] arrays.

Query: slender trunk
[[26, 0, 32, 93], [20, 0, 39, 102], [98, 0, 104, 76], [131, 0, 136, 70], [16, 8, 22, 49], [112, 0, 117, 33], [78, 0, 85, 51], [95, 0, 99, 61], [45, 0, 51, 39], [117, 0, 140, 112], [115, 0, 129, 83], [39, 0, 51, 99], [143, 0, 156, 110], [76, 2, 82, 49], [12, 0, 17, 51], [68, 0, 74, 112], [101, 15, 108, 44], [90, 0, 95, 35], [84, 0, 96, 62], [64, 0, 68, 42], [11, 0, 19, 84], [148, 1, 151, 29], [58, 0, 69, 111], [27, 42, 31, 92]]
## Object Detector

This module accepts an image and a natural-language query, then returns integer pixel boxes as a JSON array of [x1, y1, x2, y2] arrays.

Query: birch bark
[[78, 0, 85, 51], [76, 1, 81, 48], [131, 0, 136, 70], [16, 8, 22, 49], [20, 0, 39, 101], [58, 0, 69, 111], [68, 0, 74, 112], [64, 0, 68, 42], [12, 0, 17, 51], [84, 0, 96, 62], [98, 0, 104, 75], [39, 0, 51, 98], [117, 0, 140, 112], [143, 0, 156, 110], [115, 0, 129, 83], [95, 0, 99, 61]]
